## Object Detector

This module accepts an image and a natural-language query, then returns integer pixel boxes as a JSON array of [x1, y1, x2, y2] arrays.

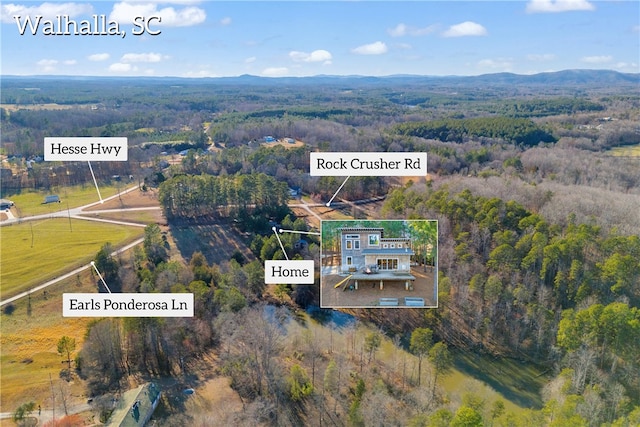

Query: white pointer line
[[87, 161, 104, 204], [272, 226, 290, 261], [90, 261, 112, 293], [279, 229, 321, 236], [326, 176, 350, 207]]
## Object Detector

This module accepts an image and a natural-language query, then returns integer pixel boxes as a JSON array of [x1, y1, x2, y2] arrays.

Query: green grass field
[[446, 350, 548, 409], [606, 143, 640, 157], [0, 218, 143, 298], [5, 183, 125, 217]]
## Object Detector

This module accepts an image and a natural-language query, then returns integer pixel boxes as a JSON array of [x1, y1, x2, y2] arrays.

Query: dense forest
[[2, 71, 639, 426]]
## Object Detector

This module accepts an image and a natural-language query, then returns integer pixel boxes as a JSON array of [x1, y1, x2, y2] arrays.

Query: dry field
[[606, 143, 640, 157], [1, 269, 96, 411], [80, 188, 165, 225], [262, 138, 305, 149], [1, 103, 79, 111], [83, 187, 160, 211]]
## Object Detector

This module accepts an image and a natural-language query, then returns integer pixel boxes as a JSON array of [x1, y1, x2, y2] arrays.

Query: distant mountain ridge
[[2, 69, 638, 88]]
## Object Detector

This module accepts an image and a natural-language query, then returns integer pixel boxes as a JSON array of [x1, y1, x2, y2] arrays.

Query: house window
[[345, 239, 360, 250], [397, 243, 403, 248], [346, 256, 352, 266], [368, 234, 380, 246], [377, 258, 398, 270], [383, 243, 389, 248], [390, 244, 395, 248]]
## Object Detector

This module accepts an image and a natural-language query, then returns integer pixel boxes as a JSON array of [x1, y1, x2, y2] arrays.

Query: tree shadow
[[452, 349, 547, 409], [169, 220, 255, 267]]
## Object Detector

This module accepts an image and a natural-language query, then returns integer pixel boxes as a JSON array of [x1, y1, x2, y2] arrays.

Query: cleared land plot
[[169, 221, 256, 266], [80, 187, 164, 224], [1, 103, 78, 111], [606, 143, 640, 157], [6, 184, 121, 217], [79, 208, 164, 226], [83, 187, 160, 211], [0, 218, 143, 297], [449, 350, 548, 409], [262, 138, 305, 149]]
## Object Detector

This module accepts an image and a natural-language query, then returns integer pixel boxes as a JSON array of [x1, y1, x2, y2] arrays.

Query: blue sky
[[1, 1, 638, 77]]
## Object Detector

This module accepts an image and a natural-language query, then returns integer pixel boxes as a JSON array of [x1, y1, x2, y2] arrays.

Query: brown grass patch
[[262, 139, 305, 149], [77, 209, 165, 226], [0, 270, 96, 409], [1, 103, 78, 111], [83, 188, 160, 211]]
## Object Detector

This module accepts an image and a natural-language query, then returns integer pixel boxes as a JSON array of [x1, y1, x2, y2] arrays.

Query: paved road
[[0, 185, 149, 307], [0, 403, 93, 423], [0, 185, 141, 227], [289, 195, 386, 224]]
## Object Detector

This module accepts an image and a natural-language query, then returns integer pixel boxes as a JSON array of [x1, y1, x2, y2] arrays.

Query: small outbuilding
[[0, 199, 14, 210], [43, 195, 61, 204]]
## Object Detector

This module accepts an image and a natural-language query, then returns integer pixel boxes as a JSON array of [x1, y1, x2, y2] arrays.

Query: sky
[[1, 0, 638, 77]]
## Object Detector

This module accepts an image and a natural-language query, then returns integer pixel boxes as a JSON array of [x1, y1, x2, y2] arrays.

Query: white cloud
[[109, 2, 206, 27], [88, 53, 110, 62], [220, 16, 231, 26], [351, 41, 388, 55], [109, 63, 131, 72], [109, 63, 135, 72], [1, 2, 93, 23], [121, 52, 168, 63], [526, 0, 595, 13], [526, 53, 556, 61], [442, 21, 487, 37], [394, 43, 413, 50], [37, 59, 57, 72], [388, 23, 407, 37], [613, 62, 639, 72], [581, 55, 612, 64], [262, 67, 289, 77], [244, 56, 256, 64], [478, 58, 513, 70], [388, 23, 437, 37], [63, 60, 77, 65], [289, 49, 332, 64], [182, 69, 220, 78]]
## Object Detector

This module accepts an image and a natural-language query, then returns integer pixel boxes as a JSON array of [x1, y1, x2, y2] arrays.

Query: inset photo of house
[[320, 220, 437, 308]]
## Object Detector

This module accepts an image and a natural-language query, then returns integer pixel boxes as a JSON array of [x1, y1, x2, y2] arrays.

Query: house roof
[[339, 227, 384, 233], [362, 248, 415, 256]]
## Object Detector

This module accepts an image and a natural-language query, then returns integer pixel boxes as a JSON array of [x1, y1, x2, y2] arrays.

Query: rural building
[[0, 199, 14, 210], [339, 227, 415, 290], [295, 238, 308, 250], [105, 383, 161, 427], [288, 186, 301, 197], [43, 195, 60, 204]]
